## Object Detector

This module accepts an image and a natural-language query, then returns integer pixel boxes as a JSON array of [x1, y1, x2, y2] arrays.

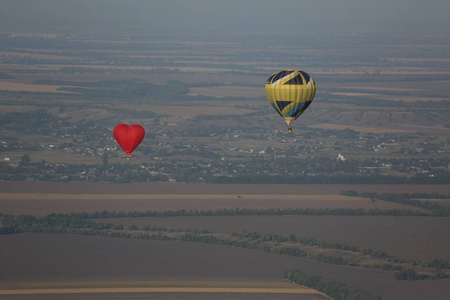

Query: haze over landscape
[[1, 1, 449, 299], [2, 0, 450, 36]]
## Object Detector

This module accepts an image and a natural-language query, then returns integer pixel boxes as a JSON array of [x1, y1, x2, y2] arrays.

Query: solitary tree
[[19, 155, 31, 166]]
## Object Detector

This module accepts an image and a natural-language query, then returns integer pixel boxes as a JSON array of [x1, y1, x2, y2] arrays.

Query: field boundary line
[[0, 193, 363, 201], [0, 287, 319, 295]]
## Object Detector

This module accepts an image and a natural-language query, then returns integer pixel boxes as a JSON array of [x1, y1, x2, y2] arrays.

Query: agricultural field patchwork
[[1, 182, 450, 300], [1, 19, 450, 300]]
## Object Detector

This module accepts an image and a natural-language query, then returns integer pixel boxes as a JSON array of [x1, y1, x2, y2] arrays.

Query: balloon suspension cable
[[284, 119, 293, 134]]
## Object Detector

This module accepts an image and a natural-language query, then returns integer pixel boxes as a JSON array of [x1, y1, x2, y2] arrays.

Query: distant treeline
[[284, 269, 383, 300], [231, 231, 405, 269], [0, 73, 15, 79], [11, 207, 429, 219], [2, 210, 449, 279], [1, 214, 360, 269], [320, 88, 450, 108], [340, 191, 450, 216], [211, 174, 450, 185], [0, 207, 432, 221], [32, 78, 261, 103]]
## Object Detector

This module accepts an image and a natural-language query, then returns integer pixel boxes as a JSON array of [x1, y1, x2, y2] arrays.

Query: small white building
[[337, 154, 346, 162]]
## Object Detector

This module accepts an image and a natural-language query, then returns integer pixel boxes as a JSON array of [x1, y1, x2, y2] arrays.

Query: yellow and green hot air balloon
[[265, 69, 316, 133]]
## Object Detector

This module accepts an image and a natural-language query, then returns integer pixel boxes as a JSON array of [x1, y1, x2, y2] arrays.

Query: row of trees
[[340, 191, 450, 216], [0, 215, 387, 269], [392, 268, 449, 280], [233, 231, 405, 265], [211, 174, 450, 184], [284, 270, 382, 300], [2, 211, 449, 278], [58, 207, 431, 219]]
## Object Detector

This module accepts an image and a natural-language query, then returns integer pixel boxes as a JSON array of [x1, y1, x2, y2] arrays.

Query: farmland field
[[1, 182, 447, 216], [0, 193, 429, 216], [0, 233, 449, 300], [0, 278, 321, 300], [2, 181, 449, 195], [188, 86, 265, 98], [0, 293, 329, 300], [1, 182, 450, 300], [97, 215, 450, 260], [0, 82, 76, 93]]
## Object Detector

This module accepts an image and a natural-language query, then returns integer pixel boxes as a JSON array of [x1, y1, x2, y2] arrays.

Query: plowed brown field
[[1, 182, 447, 216]]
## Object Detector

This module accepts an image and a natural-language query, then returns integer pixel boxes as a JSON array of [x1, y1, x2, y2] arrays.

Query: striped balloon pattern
[[265, 69, 316, 131]]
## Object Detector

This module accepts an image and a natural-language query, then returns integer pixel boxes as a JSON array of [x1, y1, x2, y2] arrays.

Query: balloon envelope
[[113, 124, 145, 156], [265, 69, 316, 131]]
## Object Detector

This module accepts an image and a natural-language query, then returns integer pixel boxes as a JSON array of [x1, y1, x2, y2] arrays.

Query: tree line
[[340, 191, 450, 216], [1, 211, 449, 279], [283, 269, 383, 300], [211, 174, 450, 184], [31, 207, 431, 219]]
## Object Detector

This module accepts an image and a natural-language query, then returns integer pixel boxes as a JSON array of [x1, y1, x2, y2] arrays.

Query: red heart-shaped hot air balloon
[[113, 124, 145, 157]]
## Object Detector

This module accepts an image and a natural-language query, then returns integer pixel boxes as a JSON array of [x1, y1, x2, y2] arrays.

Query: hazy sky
[[1, 0, 450, 39]]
